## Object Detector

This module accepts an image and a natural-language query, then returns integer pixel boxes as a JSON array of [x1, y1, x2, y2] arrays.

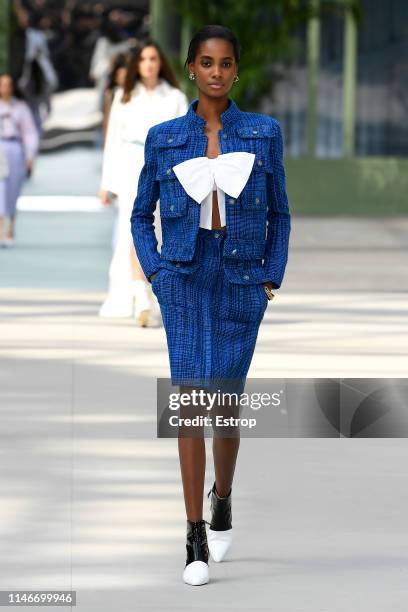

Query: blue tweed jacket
[[130, 97, 291, 288]]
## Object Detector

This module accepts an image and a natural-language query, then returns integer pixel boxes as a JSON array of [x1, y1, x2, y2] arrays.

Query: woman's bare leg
[[212, 395, 240, 496], [178, 437, 206, 521], [212, 435, 240, 497], [7, 215, 15, 238], [178, 385, 206, 521]]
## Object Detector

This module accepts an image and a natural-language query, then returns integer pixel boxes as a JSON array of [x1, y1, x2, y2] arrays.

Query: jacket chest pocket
[[236, 125, 274, 210], [156, 131, 189, 184], [239, 158, 271, 211], [159, 194, 188, 218]]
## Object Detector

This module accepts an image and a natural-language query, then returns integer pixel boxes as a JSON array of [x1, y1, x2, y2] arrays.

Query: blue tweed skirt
[[151, 227, 268, 389]]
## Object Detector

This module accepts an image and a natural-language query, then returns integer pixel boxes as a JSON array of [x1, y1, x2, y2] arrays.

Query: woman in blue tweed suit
[[130, 25, 291, 585]]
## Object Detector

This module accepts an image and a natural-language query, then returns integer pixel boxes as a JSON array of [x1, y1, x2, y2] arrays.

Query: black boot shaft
[[208, 482, 232, 531], [185, 519, 209, 566]]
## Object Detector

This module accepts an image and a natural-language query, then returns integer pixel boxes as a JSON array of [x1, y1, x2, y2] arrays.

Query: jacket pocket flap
[[237, 124, 275, 139], [158, 259, 201, 274], [156, 132, 189, 148], [159, 195, 187, 217], [223, 238, 266, 260], [223, 265, 267, 285]]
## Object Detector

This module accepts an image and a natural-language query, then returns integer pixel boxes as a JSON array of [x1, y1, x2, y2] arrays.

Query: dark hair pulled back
[[184, 24, 241, 70]]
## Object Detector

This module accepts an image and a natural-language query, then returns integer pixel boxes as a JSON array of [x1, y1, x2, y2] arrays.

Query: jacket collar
[[186, 97, 241, 129]]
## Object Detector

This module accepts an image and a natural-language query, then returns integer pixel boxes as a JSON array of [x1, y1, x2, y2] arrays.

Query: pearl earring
[[233, 75, 239, 83], [189, 72, 196, 80]]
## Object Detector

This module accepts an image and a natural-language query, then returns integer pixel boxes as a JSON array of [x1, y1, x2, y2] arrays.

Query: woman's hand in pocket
[[262, 281, 275, 301]]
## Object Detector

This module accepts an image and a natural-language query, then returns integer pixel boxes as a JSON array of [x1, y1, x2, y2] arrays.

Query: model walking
[[100, 52, 128, 143], [130, 25, 291, 584], [99, 41, 188, 325], [0, 73, 39, 247], [98, 53, 129, 253]]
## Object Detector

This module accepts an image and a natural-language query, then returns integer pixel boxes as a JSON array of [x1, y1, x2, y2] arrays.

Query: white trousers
[[102, 142, 162, 308]]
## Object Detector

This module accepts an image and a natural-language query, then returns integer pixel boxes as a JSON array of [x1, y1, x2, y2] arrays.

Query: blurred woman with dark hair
[[99, 41, 188, 325], [0, 73, 39, 247], [89, 8, 135, 111], [101, 52, 128, 141], [99, 53, 129, 253]]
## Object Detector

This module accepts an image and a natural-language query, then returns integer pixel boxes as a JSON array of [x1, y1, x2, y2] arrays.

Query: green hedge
[[286, 157, 408, 215]]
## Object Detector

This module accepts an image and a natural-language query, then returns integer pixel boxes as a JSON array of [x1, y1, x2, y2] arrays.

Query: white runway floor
[[0, 197, 407, 609]]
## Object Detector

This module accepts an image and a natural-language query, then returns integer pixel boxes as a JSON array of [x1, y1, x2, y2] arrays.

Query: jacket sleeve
[[130, 126, 162, 283], [261, 119, 291, 289]]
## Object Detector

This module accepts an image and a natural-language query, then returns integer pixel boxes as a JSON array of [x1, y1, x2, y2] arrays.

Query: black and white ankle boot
[[207, 481, 233, 562], [182, 519, 210, 585]]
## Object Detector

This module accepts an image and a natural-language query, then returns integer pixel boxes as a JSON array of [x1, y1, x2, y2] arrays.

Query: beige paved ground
[[1, 211, 408, 610]]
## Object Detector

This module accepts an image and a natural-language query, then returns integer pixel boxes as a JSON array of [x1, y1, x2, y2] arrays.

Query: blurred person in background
[[56, 2, 101, 90], [99, 52, 129, 252], [98, 41, 188, 326], [0, 74, 39, 247], [15, 7, 58, 134], [101, 52, 128, 141], [89, 8, 137, 112]]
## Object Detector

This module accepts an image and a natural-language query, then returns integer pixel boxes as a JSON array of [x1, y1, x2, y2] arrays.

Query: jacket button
[[255, 197, 260, 204], [170, 204, 174, 211], [266, 206, 270, 212], [231, 248, 237, 255], [214, 232, 219, 238], [166, 168, 171, 175], [228, 197, 235, 204], [266, 220, 269, 226], [252, 129, 258, 134], [257, 159, 263, 166], [243, 274, 250, 280], [222, 133, 228, 139], [176, 262, 181, 267]]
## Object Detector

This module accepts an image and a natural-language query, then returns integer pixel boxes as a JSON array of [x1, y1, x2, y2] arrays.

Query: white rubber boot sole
[[183, 560, 209, 585], [208, 528, 232, 562]]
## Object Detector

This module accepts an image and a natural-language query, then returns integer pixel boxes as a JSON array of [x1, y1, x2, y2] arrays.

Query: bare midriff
[[204, 124, 226, 231]]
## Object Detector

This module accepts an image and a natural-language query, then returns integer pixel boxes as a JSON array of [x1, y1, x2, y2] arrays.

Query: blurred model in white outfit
[[99, 41, 188, 324]]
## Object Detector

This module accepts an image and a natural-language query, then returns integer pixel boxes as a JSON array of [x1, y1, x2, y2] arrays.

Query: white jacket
[[100, 79, 189, 194]]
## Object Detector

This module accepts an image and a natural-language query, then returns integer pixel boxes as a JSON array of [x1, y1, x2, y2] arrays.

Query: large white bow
[[172, 152, 255, 204]]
